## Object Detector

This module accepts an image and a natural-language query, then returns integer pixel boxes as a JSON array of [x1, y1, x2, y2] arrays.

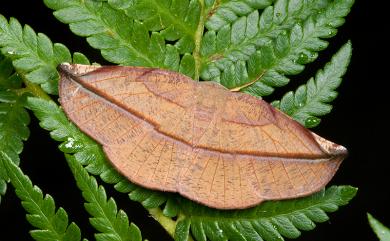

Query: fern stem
[[230, 70, 266, 92], [193, 0, 206, 81], [148, 207, 194, 241], [23, 78, 52, 101], [148, 208, 176, 236]]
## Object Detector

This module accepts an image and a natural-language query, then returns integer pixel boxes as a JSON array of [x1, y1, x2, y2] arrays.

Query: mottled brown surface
[[58, 63, 347, 209]]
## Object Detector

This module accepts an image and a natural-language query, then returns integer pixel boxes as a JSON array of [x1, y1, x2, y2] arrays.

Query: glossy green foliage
[[66, 155, 142, 241], [272, 41, 352, 128], [44, 0, 196, 78], [0, 15, 90, 94], [368, 213, 390, 241], [0, 152, 82, 241], [108, 0, 200, 54], [200, 0, 354, 96], [174, 186, 357, 241], [205, 0, 274, 30]]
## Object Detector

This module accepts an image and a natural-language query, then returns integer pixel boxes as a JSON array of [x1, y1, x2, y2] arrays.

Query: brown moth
[[58, 63, 347, 210]]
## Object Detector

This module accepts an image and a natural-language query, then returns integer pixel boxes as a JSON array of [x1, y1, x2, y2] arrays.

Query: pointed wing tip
[[312, 132, 348, 158]]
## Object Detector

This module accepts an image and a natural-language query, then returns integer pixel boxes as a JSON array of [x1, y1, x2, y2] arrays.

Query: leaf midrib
[[202, 1, 323, 65], [71, 2, 156, 67]]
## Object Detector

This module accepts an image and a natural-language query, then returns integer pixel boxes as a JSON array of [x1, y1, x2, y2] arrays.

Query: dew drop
[[65, 137, 75, 149], [297, 52, 309, 64], [216, 229, 224, 237], [305, 116, 321, 128], [7, 50, 15, 55]]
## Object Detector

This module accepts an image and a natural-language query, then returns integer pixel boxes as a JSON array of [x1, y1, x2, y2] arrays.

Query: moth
[[58, 63, 347, 209]]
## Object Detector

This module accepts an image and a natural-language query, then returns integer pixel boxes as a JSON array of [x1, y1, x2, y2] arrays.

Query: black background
[[1, 1, 389, 240]]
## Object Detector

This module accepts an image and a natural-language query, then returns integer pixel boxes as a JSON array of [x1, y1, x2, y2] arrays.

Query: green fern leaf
[[107, 0, 201, 54], [205, 0, 274, 31], [44, 0, 195, 78], [201, 0, 354, 96], [0, 15, 90, 94], [174, 186, 356, 241], [66, 154, 142, 241], [272, 41, 351, 128], [368, 213, 390, 241], [0, 151, 82, 241]]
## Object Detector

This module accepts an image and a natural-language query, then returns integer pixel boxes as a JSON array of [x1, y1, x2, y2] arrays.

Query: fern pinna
[[0, 0, 355, 240]]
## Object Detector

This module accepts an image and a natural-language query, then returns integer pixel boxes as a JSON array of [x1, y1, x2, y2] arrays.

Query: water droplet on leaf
[[65, 137, 75, 148], [297, 52, 309, 64], [305, 116, 321, 128]]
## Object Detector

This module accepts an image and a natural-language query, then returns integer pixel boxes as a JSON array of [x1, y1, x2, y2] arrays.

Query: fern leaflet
[[0, 15, 90, 94], [205, 0, 274, 31], [368, 213, 390, 241], [107, 0, 201, 54], [174, 186, 357, 241], [44, 0, 196, 78], [200, 0, 354, 97], [66, 154, 142, 241], [272, 41, 351, 128], [0, 152, 83, 241]]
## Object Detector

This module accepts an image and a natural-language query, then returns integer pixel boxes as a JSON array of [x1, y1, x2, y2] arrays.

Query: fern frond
[[205, 0, 274, 31], [0, 15, 90, 94], [44, 0, 195, 77], [200, 0, 354, 96], [200, 0, 331, 80], [272, 41, 351, 128], [66, 154, 142, 241], [368, 213, 390, 241], [107, 0, 201, 54], [0, 151, 83, 241], [175, 186, 357, 241]]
